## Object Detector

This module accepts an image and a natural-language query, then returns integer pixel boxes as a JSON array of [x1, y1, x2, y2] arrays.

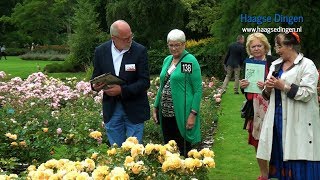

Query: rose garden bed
[[0, 71, 222, 179]]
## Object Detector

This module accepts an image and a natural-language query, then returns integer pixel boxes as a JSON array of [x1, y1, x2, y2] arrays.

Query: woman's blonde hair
[[246, 33, 271, 56]]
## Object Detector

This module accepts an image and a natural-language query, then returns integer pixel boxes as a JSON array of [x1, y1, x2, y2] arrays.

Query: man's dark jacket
[[91, 40, 150, 124], [224, 42, 246, 68]]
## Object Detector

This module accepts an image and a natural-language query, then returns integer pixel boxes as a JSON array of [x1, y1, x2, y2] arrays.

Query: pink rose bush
[[0, 72, 102, 109]]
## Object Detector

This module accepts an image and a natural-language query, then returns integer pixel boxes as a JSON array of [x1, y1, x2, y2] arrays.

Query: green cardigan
[[154, 50, 202, 144]]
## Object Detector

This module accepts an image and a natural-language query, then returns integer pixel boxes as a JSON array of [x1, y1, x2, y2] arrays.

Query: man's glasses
[[113, 34, 134, 42], [168, 43, 183, 49]]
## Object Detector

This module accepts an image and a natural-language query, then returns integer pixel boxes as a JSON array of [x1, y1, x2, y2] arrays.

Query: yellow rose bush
[[25, 137, 215, 179]]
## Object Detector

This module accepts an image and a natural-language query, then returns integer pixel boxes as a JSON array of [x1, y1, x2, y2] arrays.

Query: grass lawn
[[0, 56, 86, 80], [208, 82, 260, 180]]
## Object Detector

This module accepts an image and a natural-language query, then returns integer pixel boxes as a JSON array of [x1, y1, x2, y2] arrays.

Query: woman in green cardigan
[[153, 29, 203, 157]]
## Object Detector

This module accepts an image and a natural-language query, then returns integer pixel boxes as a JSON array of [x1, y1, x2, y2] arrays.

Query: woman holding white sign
[[239, 32, 275, 180], [153, 29, 202, 157]]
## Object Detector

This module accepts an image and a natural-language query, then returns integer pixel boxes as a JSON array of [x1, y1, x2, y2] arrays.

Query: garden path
[[208, 82, 260, 179]]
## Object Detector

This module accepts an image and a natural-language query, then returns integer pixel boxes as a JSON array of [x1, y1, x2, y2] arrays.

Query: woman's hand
[[152, 108, 159, 124], [265, 76, 285, 91], [186, 113, 196, 129], [257, 81, 265, 90], [240, 79, 249, 89]]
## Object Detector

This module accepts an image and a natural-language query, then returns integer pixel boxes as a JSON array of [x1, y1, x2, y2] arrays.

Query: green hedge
[[147, 38, 226, 80]]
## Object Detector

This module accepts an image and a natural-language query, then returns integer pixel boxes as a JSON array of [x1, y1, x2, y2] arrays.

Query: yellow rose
[[48, 174, 60, 180], [154, 144, 162, 151], [9, 174, 18, 179], [76, 172, 90, 180], [45, 159, 58, 169], [202, 157, 215, 168], [32, 171, 51, 180], [84, 158, 95, 172], [161, 161, 169, 172], [92, 166, 109, 179], [10, 142, 18, 146], [126, 137, 139, 144], [89, 131, 102, 140], [184, 158, 196, 171], [159, 146, 167, 155], [145, 144, 155, 155], [74, 161, 84, 172], [91, 153, 98, 160], [5, 133, 17, 140], [121, 141, 134, 151], [27, 165, 37, 172], [109, 167, 129, 180], [107, 148, 117, 156], [124, 156, 134, 165], [19, 141, 27, 147], [200, 148, 215, 158], [130, 144, 144, 158], [64, 171, 80, 179], [131, 161, 144, 174], [43, 128, 48, 133], [193, 158, 202, 168], [168, 140, 177, 146]]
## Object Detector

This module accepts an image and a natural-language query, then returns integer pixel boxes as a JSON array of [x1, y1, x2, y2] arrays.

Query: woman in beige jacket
[[257, 32, 320, 179]]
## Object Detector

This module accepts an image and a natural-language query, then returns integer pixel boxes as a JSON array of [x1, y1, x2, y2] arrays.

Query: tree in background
[[66, 0, 104, 70], [105, 0, 186, 47], [1, 0, 76, 46], [0, 0, 24, 47]]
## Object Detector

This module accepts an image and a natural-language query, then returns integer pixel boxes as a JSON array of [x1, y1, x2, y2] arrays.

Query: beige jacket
[[257, 53, 320, 161]]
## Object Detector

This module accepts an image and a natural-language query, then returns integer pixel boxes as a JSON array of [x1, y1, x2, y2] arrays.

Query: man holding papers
[[91, 20, 150, 146]]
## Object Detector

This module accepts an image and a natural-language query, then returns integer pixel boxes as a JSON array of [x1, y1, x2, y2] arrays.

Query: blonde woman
[[239, 33, 275, 180]]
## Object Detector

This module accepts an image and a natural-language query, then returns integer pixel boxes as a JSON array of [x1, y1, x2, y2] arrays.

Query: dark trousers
[[161, 116, 191, 157]]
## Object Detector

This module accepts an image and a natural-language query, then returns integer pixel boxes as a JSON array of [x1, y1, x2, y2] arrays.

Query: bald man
[[91, 20, 150, 146]]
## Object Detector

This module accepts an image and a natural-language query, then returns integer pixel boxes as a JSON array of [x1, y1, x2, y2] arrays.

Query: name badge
[[125, 64, 136, 71]]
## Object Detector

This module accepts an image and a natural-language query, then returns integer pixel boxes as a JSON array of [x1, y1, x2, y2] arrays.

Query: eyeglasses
[[250, 44, 264, 49], [113, 34, 134, 42], [168, 43, 183, 49]]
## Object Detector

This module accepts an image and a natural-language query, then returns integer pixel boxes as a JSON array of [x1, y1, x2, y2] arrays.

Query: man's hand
[[104, 85, 122, 96], [92, 82, 106, 91]]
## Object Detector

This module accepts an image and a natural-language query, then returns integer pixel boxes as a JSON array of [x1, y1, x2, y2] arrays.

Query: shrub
[[20, 51, 67, 61], [44, 61, 81, 73], [148, 38, 226, 80], [32, 45, 70, 54], [6, 48, 29, 56]]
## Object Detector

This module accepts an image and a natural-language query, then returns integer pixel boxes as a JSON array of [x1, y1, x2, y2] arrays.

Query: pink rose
[[56, 128, 62, 135]]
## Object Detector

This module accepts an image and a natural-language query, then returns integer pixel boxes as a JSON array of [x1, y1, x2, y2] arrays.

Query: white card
[[125, 64, 136, 71]]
